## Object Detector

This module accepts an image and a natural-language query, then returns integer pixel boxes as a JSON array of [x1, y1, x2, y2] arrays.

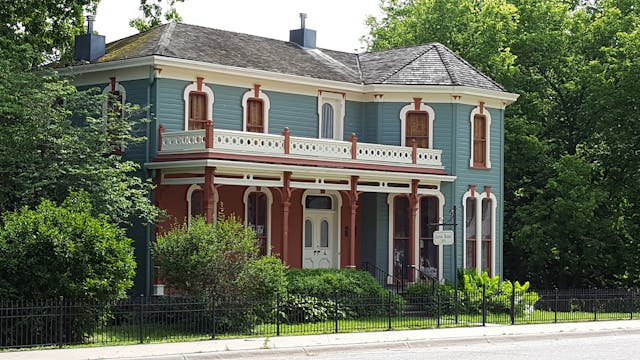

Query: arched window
[[419, 196, 439, 278], [102, 79, 126, 119], [183, 78, 214, 131], [243, 187, 273, 256], [317, 91, 344, 140], [399, 100, 435, 148], [463, 188, 496, 275], [469, 105, 492, 169], [242, 86, 270, 133], [393, 196, 410, 280], [465, 197, 477, 269], [186, 184, 204, 226], [320, 103, 334, 139]]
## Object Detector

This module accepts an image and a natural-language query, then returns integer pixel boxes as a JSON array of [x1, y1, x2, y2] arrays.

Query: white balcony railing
[[159, 127, 442, 167]]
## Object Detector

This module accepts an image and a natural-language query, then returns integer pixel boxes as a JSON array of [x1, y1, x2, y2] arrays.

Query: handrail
[[360, 261, 404, 294]]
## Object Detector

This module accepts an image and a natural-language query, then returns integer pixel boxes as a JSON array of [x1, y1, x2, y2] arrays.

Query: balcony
[[157, 124, 443, 168]]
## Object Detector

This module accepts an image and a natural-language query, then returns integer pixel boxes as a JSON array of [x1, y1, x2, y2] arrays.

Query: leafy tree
[[0, 192, 136, 301], [129, 0, 184, 32], [0, 0, 99, 62], [366, 0, 640, 287], [0, 37, 159, 225]]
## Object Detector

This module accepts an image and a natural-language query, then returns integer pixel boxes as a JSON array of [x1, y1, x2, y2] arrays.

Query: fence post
[[510, 281, 516, 325], [334, 291, 339, 334], [554, 288, 559, 323], [387, 291, 392, 330], [482, 284, 487, 327], [631, 289, 635, 320], [436, 288, 441, 328], [138, 295, 145, 344], [211, 293, 216, 340], [593, 289, 598, 321], [58, 296, 64, 349], [276, 292, 280, 337]]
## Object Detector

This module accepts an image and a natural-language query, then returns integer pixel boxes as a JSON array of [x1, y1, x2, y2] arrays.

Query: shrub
[[277, 295, 348, 324], [153, 214, 287, 333], [285, 268, 404, 318], [0, 193, 136, 346]]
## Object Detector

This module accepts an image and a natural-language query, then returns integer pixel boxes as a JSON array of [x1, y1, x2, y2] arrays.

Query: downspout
[[144, 65, 157, 297]]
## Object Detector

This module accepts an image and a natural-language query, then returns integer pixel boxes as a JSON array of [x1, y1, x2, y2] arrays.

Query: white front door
[[303, 211, 336, 269]]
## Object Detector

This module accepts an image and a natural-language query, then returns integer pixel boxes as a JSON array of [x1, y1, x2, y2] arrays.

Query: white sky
[[94, 0, 383, 53]]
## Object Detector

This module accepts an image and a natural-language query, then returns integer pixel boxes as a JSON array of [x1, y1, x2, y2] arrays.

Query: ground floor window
[[465, 197, 477, 269], [393, 196, 410, 280], [481, 198, 492, 273], [463, 189, 496, 275], [246, 191, 269, 256], [419, 196, 439, 279]]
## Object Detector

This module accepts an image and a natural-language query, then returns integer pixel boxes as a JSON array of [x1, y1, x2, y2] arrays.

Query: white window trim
[[102, 81, 126, 118], [186, 184, 218, 226], [387, 190, 445, 283], [461, 189, 496, 275], [243, 187, 273, 256], [399, 102, 436, 147], [479, 191, 497, 277], [182, 80, 215, 131], [301, 190, 342, 268], [469, 106, 492, 168], [317, 91, 345, 140], [241, 89, 271, 133]]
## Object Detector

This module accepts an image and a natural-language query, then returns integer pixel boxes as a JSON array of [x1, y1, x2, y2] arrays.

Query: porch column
[[203, 166, 216, 224], [348, 175, 360, 267], [408, 179, 419, 280], [280, 171, 292, 265]]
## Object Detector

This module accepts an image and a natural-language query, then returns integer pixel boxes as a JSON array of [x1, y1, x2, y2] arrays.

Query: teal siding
[[212, 84, 243, 131], [344, 100, 363, 140], [155, 78, 188, 132], [267, 90, 317, 137], [380, 103, 402, 146], [362, 102, 378, 143]]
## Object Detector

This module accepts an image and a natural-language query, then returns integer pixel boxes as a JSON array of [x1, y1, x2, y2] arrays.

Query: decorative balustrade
[[158, 125, 442, 167]]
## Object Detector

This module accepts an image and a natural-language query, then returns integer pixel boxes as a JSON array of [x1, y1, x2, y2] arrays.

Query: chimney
[[74, 15, 106, 62], [289, 13, 316, 49]]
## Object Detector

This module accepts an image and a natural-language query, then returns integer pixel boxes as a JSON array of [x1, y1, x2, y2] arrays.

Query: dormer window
[[242, 85, 270, 133], [469, 104, 492, 169], [317, 91, 344, 140], [399, 99, 435, 148], [183, 77, 214, 131]]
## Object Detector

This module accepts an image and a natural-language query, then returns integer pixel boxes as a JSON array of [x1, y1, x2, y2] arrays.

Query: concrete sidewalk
[[3, 320, 640, 360]]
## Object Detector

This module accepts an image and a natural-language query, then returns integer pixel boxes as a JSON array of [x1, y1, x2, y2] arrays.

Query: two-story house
[[66, 16, 518, 296]]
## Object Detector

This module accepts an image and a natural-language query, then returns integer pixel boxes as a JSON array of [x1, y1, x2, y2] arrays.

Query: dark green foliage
[[367, 0, 640, 288], [277, 295, 348, 324], [0, 193, 136, 346], [153, 215, 287, 332], [0, 192, 136, 302], [285, 269, 405, 318]]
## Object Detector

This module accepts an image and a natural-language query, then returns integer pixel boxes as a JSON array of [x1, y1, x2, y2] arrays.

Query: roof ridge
[[154, 22, 176, 55], [434, 44, 458, 86], [378, 44, 435, 83], [437, 44, 505, 91], [355, 53, 364, 84]]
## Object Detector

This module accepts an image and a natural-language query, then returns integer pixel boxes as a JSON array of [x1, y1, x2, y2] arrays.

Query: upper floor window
[[399, 99, 435, 148], [183, 77, 214, 131], [242, 85, 270, 133], [405, 111, 429, 148], [320, 103, 334, 139], [102, 79, 126, 119], [317, 91, 344, 140], [469, 104, 492, 169]]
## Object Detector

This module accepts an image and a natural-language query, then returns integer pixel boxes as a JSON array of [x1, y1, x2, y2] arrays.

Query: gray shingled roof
[[99, 23, 505, 92]]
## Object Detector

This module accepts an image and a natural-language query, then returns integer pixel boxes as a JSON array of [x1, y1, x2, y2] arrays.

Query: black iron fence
[[1, 287, 639, 349]]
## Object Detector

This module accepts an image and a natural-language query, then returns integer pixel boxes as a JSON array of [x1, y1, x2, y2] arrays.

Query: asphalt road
[[244, 330, 640, 360]]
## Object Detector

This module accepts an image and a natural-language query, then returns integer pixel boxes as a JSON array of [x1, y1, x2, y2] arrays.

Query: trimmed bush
[[285, 268, 404, 318]]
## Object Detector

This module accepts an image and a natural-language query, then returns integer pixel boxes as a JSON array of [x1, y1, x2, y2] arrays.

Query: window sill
[[470, 165, 491, 171]]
